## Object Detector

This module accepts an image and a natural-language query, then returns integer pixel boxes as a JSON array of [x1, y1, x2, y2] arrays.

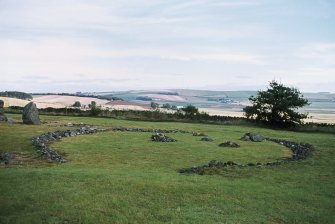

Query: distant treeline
[[136, 96, 152, 101], [5, 106, 335, 134], [32, 93, 123, 101], [156, 92, 179, 96], [6, 106, 246, 124], [0, 91, 33, 100]]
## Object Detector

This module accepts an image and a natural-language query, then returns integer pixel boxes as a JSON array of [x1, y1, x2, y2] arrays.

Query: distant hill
[[95, 89, 335, 113]]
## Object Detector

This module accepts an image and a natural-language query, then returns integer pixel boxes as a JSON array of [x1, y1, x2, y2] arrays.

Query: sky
[[1, 0, 335, 93]]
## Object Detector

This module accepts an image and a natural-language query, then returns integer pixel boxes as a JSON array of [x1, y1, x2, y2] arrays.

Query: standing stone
[[0, 99, 14, 123], [0, 100, 4, 116], [22, 102, 40, 125]]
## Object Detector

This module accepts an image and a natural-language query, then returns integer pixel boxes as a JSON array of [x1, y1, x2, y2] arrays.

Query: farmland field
[[0, 114, 334, 223]]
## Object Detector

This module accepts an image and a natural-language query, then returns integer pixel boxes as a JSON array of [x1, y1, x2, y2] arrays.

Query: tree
[[150, 102, 159, 109], [89, 101, 101, 116], [90, 106, 101, 116], [161, 103, 171, 109], [73, 101, 81, 108], [243, 81, 309, 127], [90, 101, 96, 108], [182, 105, 200, 118]]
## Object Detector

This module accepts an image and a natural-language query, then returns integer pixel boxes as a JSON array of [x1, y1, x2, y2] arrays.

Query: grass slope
[[1, 114, 334, 223]]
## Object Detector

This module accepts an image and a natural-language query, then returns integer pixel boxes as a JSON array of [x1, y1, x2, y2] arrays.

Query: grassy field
[[1, 114, 334, 223]]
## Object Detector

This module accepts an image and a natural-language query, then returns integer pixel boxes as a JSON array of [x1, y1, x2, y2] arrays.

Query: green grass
[[1, 114, 334, 223]]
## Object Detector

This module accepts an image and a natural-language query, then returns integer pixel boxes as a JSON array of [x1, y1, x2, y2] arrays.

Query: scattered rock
[[192, 132, 207, 136], [151, 133, 176, 142], [0, 152, 14, 165], [218, 141, 240, 148], [208, 160, 224, 168], [200, 137, 214, 142], [22, 102, 40, 125], [241, 133, 265, 142], [0, 116, 14, 124], [0, 100, 14, 123]]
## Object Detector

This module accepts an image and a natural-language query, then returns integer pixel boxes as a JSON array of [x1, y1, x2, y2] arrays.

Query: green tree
[[72, 101, 81, 108], [89, 101, 96, 108], [243, 81, 309, 127], [162, 103, 171, 109], [182, 105, 199, 118], [150, 102, 159, 109]]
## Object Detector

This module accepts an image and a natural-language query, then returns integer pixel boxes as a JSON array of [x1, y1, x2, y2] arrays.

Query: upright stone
[[22, 102, 40, 125], [0, 100, 4, 116]]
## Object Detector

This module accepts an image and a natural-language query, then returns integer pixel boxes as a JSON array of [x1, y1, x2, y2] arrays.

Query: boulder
[[218, 141, 240, 148], [151, 133, 176, 142], [0, 99, 4, 116], [241, 133, 264, 142], [200, 137, 214, 142], [192, 132, 207, 136], [0, 116, 14, 123], [22, 102, 40, 125], [0, 152, 14, 165]]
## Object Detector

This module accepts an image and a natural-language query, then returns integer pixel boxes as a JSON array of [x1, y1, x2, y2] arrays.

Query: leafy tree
[[243, 81, 309, 127], [150, 102, 159, 109], [88, 101, 97, 109], [182, 105, 199, 118], [171, 105, 178, 110], [90, 106, 102, 116], [72, 101, 81, 108], [162, 103, 171, 109]]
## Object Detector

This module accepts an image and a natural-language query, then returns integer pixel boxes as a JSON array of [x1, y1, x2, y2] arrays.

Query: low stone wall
[[32, 126, 105, 163], [151, 133, 177, 142], [180, 135, 314, 175], [266, 138, 313, 160], [112, 127, 193, 134]]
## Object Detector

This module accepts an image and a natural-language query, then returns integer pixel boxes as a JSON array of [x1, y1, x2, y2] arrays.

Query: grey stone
[[200, 137, 213, 142], [22, 102, 40, 125], [192, 132, 207, 136], [251, 134, 265, 142], [0, 152, 14, 165], [218, 141, 240, 148], [0, 99, 4, 116], [0, 116, 14, 124], [151, 133, 176, 142], [241, 133, 264, 142]]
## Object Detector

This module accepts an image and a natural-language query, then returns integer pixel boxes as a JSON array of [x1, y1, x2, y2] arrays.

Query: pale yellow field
[[33, 95, 109, 107], [200, 108, 335, 124], [0, 96, 150, 111]]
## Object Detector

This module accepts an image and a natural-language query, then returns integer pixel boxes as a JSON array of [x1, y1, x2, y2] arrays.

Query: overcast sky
[[1, 0, 335, 93]]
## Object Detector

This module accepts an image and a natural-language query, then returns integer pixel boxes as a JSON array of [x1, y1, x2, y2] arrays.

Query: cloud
[[296, 42, 335, 65], [1, 0, 334, 92]]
